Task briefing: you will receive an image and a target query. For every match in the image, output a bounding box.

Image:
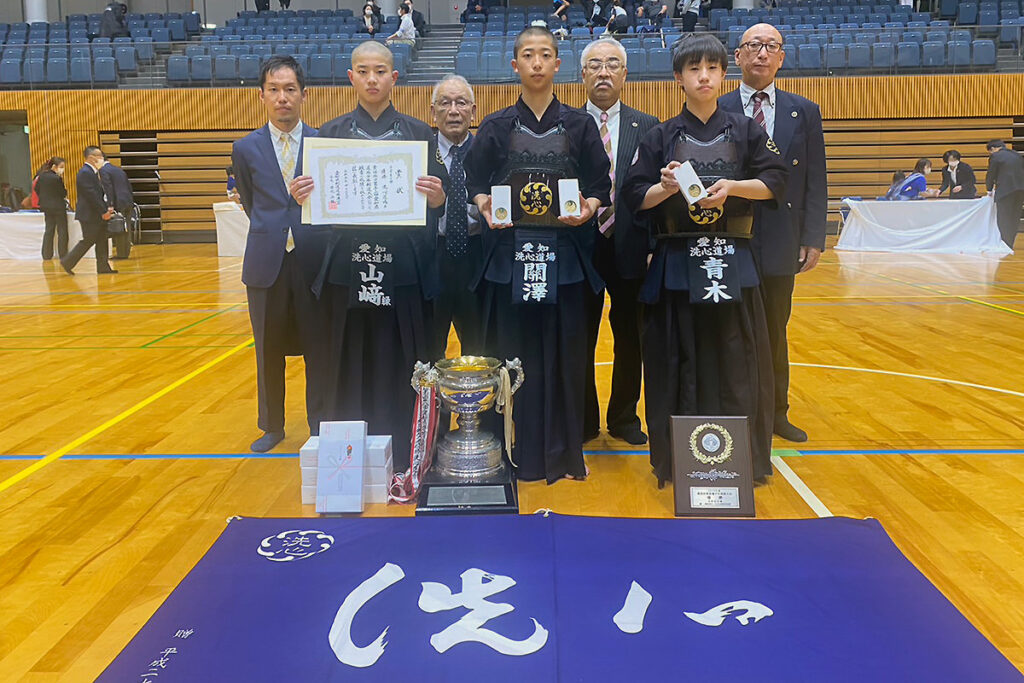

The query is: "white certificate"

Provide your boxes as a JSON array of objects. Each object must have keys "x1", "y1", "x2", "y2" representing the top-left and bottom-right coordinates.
[{"x1": 302, "y1": 137, "x2": 428, "y2": 226}]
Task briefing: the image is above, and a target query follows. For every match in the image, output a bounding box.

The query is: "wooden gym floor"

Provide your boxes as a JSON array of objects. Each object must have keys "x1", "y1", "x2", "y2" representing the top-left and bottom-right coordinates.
[{"x1": 0, "y1": 239, "x2": 1023, "y2": 680}]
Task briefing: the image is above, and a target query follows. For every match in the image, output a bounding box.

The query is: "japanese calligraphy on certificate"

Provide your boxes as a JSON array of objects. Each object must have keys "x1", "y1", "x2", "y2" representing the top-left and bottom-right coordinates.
[{"x1": 302, "y1": 137, "x2": 428, "y2": 226}]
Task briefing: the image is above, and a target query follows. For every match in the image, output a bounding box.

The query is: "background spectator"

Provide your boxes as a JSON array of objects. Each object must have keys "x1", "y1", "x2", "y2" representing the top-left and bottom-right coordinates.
[
  {"x1": 361, "y1": 4, "x2": 382, "y2": 35},
  {"x1": 388, "y1": 4, "x2": 417, "y2": 45},
  {"x1": 36, "y1": 156, "x2": 69, "y2": 260}
]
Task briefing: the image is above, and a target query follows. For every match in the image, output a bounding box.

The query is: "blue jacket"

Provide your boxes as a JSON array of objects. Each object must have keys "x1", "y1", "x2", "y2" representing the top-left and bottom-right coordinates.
[
  {"x1": 74, "y1": 163, "x2": 109, "y2": 224},
  {"x1": 719, "y1": 87, "x2": 827, "y2": 277},
  {"x1": 232, "y1": 122, "x2": 328, "y2": 289}
]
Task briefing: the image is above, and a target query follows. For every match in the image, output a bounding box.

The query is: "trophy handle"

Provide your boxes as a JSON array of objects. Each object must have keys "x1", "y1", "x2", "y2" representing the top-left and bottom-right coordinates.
[
  {"x1": 504, "y1": 358, "x2": 524, "y2": 396},
  {"x1": 410, "y1": 361, "x2": 439, "y2": 391}
]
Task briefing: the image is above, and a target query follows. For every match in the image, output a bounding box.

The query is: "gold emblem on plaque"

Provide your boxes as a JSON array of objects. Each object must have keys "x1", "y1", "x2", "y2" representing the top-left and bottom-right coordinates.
[
  {"x1": 519, "y1": 182, "x2": 553, "y2": 215},
  {"x1": 495, "y1": 207, "x2": 509, "y2": 221},
  {"x1": 689, "y1": 423, "x2": 734, "y2": 465},
  {"x1": 688, "y1": 184, "x2": 702, "y2": 198},
  {"x1": 564, "y1": 199, "x2": 577, "y2": 213},
  {"x1": 688, "y1": 203, "x2": 723, "y2": 225}
]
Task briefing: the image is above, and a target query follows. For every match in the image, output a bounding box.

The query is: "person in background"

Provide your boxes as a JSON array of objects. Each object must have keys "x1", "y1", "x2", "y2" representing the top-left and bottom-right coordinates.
[
  {"x1": 677, "y1": 0, "x2": 700, "y2": 31},
  {"x1": 938, "y1": 149, "x2": 976, "y2": 199},
  {"x1": 62, "y1": 145, "x2": 117, "y2": 276},
  {"x1": 99, "y1": 1, "x2": 128, "y2": 39},
  {"x1": 636, "y1": 0, "x2": 668, "y2": 32},
  {"x1": 985, "y1": 139, "x2": 1024, "y2": 249},
  {"x1": 606, "y1": 0, "x2": 630, "y2": 36},
  {"x1": 99, "y1": 153, "x2": 134, "y2": 218},
  {"x1": 387, "y1": 4, "x2": 417, "y2": 45},
  {"x1": 461, "y1": 2, "x2": 487, "y2": 22},
  {"x1": 406, "y1": 0, "x2": 428, "y2": 36},
  {"x1": 887, "y1": 158, "x2": 939, "y2": 200},
  {"x1": 37, "y1": 156, "x2": 69, "y2": 260},
  {"x1": 362, "y1": 3, "x2": 382, "y2": 35},
  {"x1": 882, "y1": 171, "x2": 906, "y2": 199},
  {"x1": 226, "y1": 165, "x2": 240, "y2": 202}
]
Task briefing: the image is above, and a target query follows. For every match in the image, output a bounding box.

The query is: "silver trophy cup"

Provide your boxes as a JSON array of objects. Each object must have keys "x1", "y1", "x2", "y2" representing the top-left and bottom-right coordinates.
[{"x1": 431, "y1": 356, "x2": 524, "y2": 481}]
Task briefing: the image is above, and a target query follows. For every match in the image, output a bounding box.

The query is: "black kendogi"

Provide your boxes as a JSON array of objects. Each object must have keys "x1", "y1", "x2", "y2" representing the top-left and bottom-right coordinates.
[
  {"x1": 621, "y1": 106, "x2": 787, "y2": 484},
  {"x1": 464, "y1": 95, "x2": 611, "y2": 483},
  {"x1": 315, "y1": 103, "x2": 448, "y2": 468}
]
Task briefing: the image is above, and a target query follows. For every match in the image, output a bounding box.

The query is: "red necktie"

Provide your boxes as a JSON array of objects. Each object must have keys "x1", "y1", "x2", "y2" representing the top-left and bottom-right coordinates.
[{"x1": 752, "y1": 91, "x2": 768, "y2": 130}]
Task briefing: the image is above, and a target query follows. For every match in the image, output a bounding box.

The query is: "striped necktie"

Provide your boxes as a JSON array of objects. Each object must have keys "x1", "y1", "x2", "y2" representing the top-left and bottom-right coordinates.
[
  {"x1": 598, "y1": 111, "x2": 615, "y2": 237},
  {"x1": 752, "y1": 91, "x2": 768, "y2": 130}
]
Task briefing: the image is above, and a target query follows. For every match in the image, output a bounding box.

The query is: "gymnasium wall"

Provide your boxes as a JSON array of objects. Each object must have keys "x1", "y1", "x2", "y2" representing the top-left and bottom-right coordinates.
[{"x1": 1, "y1": 73, "x2": 1020, "y2": 235}]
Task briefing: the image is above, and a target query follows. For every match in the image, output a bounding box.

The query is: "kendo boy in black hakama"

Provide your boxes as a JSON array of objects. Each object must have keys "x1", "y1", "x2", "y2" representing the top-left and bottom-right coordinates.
[
  {"x1": 463, "y1": 27, "x2": 612, "y2": 483},
  {"x1": 621, "y1": 34, "x2": 787, "y2": 486},
  {"x1": 291, "y1": 42, "x2": 448, "y2": 466}
]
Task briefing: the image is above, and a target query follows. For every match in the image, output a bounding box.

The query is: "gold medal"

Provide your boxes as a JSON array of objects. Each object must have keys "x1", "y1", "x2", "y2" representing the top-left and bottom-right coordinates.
[
  {"x1": 495, "y1": 207, "x2": 508, "y2": 221},
  {"x1": 519, "y1": 182, "x2": 553, "y2": 216},
  {"x1": 564, "y1": 199, "x2": 577, "y2": 214},
  {"x1": 688, "y1": 184, "x2": 702, "y2": 198}
]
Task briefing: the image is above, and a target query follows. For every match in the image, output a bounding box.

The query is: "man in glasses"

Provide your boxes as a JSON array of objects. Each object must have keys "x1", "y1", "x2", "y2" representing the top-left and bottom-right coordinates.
[
  {"x1": 579, "y1": 38, "x2": 659, "y2": 447},
  {"x1": 430, "y1": 74, "x2": 483, "y2": 356},
  {"x1": 720, "y1": 23, "x2": 826, "y2": 444}
]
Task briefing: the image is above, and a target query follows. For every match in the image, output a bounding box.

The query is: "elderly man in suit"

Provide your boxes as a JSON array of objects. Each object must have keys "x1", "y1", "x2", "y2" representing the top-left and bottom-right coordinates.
[
  {"x1": 985, "y1": 139, "x2": 1024, "y2": 250},
  {"x1": 232, "y1": 55, "x2": 330, "y2": 453},
  {"x1": 719, "y1": 23, "x2": 827, "y2": 443},
  {"x1": 99, "y1": 153, "x2": 135, "y2": 216},
  {"x1": 61, "y1": 145, "x2": 116, "y2": 275},
  {"x1": 580, "y1": 38, "x2": 660, "y2": 446}
]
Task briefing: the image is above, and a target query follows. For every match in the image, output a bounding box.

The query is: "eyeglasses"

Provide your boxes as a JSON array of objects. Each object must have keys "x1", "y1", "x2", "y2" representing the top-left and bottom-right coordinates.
[
  {"x1": 585, "y1": 59, "x2": 624, "y2": 73},
  {"x1": 435, "y1": 98, "x2": 472, "y2": 110},
  {"x1": 739, "y1": 41, "x2": 783, "y2": 54}
]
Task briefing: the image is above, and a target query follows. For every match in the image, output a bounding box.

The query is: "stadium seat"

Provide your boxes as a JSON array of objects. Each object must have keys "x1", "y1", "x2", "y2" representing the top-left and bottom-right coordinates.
[
  {"x1": 797, "y1": 42, "x2": 822, "y2": 70},
  {"x1": 70, "y1": 56, "x2": 91, "y2": 82},
  {"x1": 191, "y1": 54, "x2": 211, "y2": 83},
  {"x1": 825, "y1": 43, "x2": 846, "y2": 68},
  {"x1": 94, "y1": 56, "x2": 116, "y2": 83},
  {"x1": 46, "y1": 56, "x2": 68, "y2": 82},
  {"x1": 972, "y1": 37, "x2": 997, "y2": 65},
  {"x1": 114, "y1": 45, "x2": 137, "y2": 73},
  {"x1": 896, "y1": 40, "x2": 921, "y2": 67},
  {"x1": 25, "y1": 57, "x2": 45, "y2": 85},
  {"x1": 847, "y1": 42, "x2": 870, "y2": 68},
  {"x1": 957, "y1": 3, "x2": 979, "y2": 24},
  {"x1": 0, "y1": 58, "x2": 20, "y2": 84},
  {"x1": 167, "y1": 54, "x2": 188, "y2": 83},
  {"x1": 947, "y1": 39, "x2": 971, "y2": 65},
  {"x1": 648, "y1": 47, "x2": 671, "y2": 74},
  {"x1": 213, "y1": 54, "x2": 237, "y2": 83},
  {"x1": 482, "y1": 50, "x2": 503, "y2": 80},
  {"x1": 625, "y1": 48, "x2": 646, "y2": 75},
  {"x1": 308, "y1": 52, "x2": 332, "y2": 82},
  {"x1": 999, "y1": 17, "x2": 1022, "y2": 45}
]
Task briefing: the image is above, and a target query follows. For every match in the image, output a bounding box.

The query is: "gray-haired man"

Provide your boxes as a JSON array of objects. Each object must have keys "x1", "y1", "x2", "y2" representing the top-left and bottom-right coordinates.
[{"x1": 580, "y1": 38, "x2": 659, "y2": 446}]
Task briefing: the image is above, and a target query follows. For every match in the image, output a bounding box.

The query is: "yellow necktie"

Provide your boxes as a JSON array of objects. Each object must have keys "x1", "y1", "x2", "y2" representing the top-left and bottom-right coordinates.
[{"x1": 280, "y1": 132, "x2": 295, "y2": 252}]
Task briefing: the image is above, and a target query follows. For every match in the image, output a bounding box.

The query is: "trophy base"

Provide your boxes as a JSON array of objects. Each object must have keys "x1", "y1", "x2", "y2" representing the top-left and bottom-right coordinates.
[{"x1": 415, "y1": 464, "x2": 519, "y2": 516}]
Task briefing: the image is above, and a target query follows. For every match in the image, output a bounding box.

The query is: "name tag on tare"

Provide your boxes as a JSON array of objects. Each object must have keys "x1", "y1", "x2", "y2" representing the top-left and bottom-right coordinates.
[
  {"x1": 491, "y1": 185, "x2": 512, "y2": 225},
  {"x1": 557, "y1": 178, "x2": 581, "y2": 217},
  {"x1": 673, "y1": 161, "x2": 708, "y2": 206}
]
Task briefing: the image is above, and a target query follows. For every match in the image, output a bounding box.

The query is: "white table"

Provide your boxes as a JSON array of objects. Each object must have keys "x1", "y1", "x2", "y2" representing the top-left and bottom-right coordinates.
[
  {"x1": 213, "y1": 201, "x2": 249, "y2": 257},
  {"x1": 0, "y1": 211, "x2": 100, "y2": 260},
  {"x1": 837, "y1": 196, "x2": 1011, "y2": 255}
]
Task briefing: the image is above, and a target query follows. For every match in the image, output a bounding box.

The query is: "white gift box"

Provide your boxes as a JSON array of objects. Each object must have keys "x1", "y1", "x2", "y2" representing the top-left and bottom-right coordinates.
[
  {"x1": 673, "y1": 160, "x2": 709, "y2": 206},
  {"x1": 316, "y1": 421, "x2": 367, "y2": 513},
  {"x1": 300, "y1": 466, "x2": 317, "y2": 486},
  {"x1": 491, "y1": 185, "x2": 512, "y2": 225},
  {"x1": 365, "y1": 456, "x2": 394, "y2": 487},
  {"x1": 299, "y1": 436, "x2": 319, "y2": 468},
  {"x1": 301, "y1": 485, "x2": 316, "y2": 505},
  {"x1": 366, "y1": 435, "x2": 393, "y2": 467},
  {"x1": 364, "y1": 483, "x2": 389, "y2": 504},
  {"x1": 558, "y1": 178, "x2": 581, "y2": 217}
]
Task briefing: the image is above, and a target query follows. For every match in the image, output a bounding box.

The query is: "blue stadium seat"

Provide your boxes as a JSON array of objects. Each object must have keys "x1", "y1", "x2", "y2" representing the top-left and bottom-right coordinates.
[
  {"x1": 151, "y1": 27, "x2": 170, "y2": 49},
  {"x1": 70, "y1": 46, "x2": 90, "y2": 61},
  {"x1": 93, "y1": 46, "x2": 113, "y2": 59},
  {"x1": 626, "y1": 48, "x2": 647, "y2": 75},
  {"x1": 209, "y1": 44, "x2": 229, "y2": 57},
  {"x1": 168, "y1": 18, "x2": 186, "y2": 40},
  {"x1": 25, "y1": 57, "x2": 45, "y2": 84},
  {"x1": 920, "y1": 40, "x2": 944, "y2": 66},
  {"x1": 94, "y1": 56, "x2": 116, "y2": 83},
  {"x1": 213, "y1": 54, "x2": 237, "y2": 83},
  {"x1": 648, "y1": 47, "x2": 671, "y2": 74},
  {"x1": 455, "y1": 50, "x2": 478, "y2": 78},
  {"x1": 825, "y1": 43, "x2": 846, "y2": 68},
  {"x1": 847, "y1": 42, "x2": 870, "y2": 67},
  {"x1": 46, "y1": 56, "x2": 68, "y2": 82},
  {"x1": 972, "y1": 37, "x2": 997, "y2": 65},
  {"x1": 950, "y1": 28, "x2": 972, "y2": 41},
  {"x1": 999, "y1": 17, "x2": 1022, "y2": 45},
  {"x1": 957, "y1": 3, "x2": 979, "y2": 24},
  {"x1": 114, "y1": 45, "x2": 137, "y2": 73},
  {"x1": 69, "y1": 56, "x2": 91, "y2": 82},
  {"x1": 191, "y1": 54, "x2": 211, "y2": 83},
  {"x1": 0, "y1": 58, "x2": 20, "y2": 84},
  {"x1": 902, "y1": 30, "x2": 924, "y2": 42},
  {"x1": 978, "y1": 10, "x2": 999, "y2": 34},
  {"x1": 482, "y1": 50, "x2": 503, "y2": 80},
  {"x1": 797, "y1": 42, "x2": 822, "y2": 70},
  {"x1": 896, "y1": 40, "x2": 920, "y2": 67},
  {"x1": 947, "y1": 39, "x2": 971, "y2": 65}
]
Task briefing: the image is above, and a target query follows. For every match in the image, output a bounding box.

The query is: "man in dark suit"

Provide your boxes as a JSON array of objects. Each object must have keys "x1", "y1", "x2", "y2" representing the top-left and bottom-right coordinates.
[
  {"x1": 431, "y1": 74, "x2": 482, "y2": 357},
  {"x1": 405, "y1": 0, "x2": 428, "y2": 36},
  {"x1": 61, "y1": 146, "x2": 117, "y2": 275},
  {"x1": 232, "y1": 55, "x2": 330, "y2": 453},
  {"x1": 985, "y1": 139, "x2": 1024, "y2": 250},
  {"x1": 720, "y1": 23, "x2": 827, "y2": 443},
  {"x1": 580, "y1": 38, "x2": 660, "y2": 445},
  {"x1": 938, "y1": 149, "x2": 977, "y2": 199},
  {"x1": 99, "y1": 154, "x2": 135, "y2": 215}
]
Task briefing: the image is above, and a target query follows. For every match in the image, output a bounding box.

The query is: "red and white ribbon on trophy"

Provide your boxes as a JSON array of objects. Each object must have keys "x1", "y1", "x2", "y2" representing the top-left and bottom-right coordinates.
[{"x1": 389, "y1": 361, "x2": 440, "y2": 503}]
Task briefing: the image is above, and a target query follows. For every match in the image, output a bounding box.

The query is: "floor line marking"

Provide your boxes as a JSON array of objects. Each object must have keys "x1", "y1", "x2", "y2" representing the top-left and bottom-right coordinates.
[
  {"x1": 790, "y1": 362, "x2": 1024, "y2": 399},
  {"x1": 0, "y1": 338, "x2": 254, "y2": 495},
  {"x1": 771, "y1": 455, "x2": 832, "y2": 518},
  {"x1": 141, "y1": 304, "x2": 240, "y2": 348}
]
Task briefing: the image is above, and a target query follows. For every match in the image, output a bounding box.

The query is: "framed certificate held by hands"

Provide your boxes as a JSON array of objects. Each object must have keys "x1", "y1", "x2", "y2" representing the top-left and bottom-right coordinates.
[{"x1": 302, "y1": 137, "x2": 428, "y2": 226}]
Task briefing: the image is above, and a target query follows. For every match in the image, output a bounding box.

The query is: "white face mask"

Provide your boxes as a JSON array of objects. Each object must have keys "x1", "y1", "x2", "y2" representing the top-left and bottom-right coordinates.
[{"x1": 948, "y1": 159, "x2": 959, "y2": 170}]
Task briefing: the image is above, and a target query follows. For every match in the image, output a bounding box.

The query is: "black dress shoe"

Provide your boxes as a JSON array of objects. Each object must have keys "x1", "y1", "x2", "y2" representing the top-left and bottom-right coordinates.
[
  {"x1": 774, "y1": 420, "x2": 808, "y2": 443},
  {"x1": 251, "y1": 431, "x2": 285, "y2": 453},
  {"x1": 60, "y1": 259, "x2": 74, "y2": 275},
  {"x1": 754, "y1": 475, "x2": 769, "y2": 487},
  {"x1": 609, "y1": 426, "x2": 648, "y2": 445}
]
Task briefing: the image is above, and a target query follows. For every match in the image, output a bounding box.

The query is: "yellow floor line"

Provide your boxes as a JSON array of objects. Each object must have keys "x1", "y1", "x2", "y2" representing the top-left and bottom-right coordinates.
[{"x1": 0, "y1": 338, "x2": 254, "y2": 495}]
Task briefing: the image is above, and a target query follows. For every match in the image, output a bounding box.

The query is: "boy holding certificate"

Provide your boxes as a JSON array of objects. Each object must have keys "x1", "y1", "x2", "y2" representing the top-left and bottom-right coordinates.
[
  {"x1": 620, "y1": 34, "x2": 787, "y2": 487},
  {"x1": 462, "y1": 27, "x2": 611, "y2": 484},
  {"x1": 290, "y1": 41, "x2": 447, "y2": 470}
]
